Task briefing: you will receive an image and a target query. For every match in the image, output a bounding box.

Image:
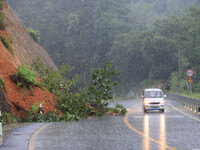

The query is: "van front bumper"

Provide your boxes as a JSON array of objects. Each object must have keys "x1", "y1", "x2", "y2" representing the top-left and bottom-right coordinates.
[{"x1": 143, "y1": 104, "x2": 164, "y2": 110}]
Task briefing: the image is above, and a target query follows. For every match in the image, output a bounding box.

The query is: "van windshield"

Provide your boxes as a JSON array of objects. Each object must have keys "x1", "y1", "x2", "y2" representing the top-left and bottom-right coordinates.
[{"x1": 144, "y1": 91, "x2": 163, "y2": 98}]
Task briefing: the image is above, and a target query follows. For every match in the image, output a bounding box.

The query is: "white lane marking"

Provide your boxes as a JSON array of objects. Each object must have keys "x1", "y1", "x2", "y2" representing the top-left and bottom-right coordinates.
[
  {"x1": 169, "y1": 103, "x2": 200, "y2": 122},
  {"x1": 29, "y1": 122, "x2": 53, "y2": 150}
]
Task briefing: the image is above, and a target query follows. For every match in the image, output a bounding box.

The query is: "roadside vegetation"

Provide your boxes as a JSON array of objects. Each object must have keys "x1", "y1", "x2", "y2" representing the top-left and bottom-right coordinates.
[
  {"x1": 0, "y1": 36, "x2": 13, "y2": 55},
  {"x1": 2, "y1": 113, "x2": 18, "y2": 126},
  {"x1": 0, "y1": 2, "x2": 13, "y2": 55},
  {"x1": 10, "y1": 65, "x2": 39, "y2": 89},
  {"x1": 0, "y1": 1, "x2": 5, "y2": 30},
  {"x1": 0, "y1": 76, "x2": 6, "y2": 93},
  {"x1": 7, "y1": 59, "x2": 127, "y2": 123}
]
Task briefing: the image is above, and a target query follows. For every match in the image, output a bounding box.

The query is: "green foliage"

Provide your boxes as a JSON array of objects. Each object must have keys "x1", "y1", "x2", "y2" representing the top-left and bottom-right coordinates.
[
  {"x1": 27, "y1": 28, "x2": 40, "y2": 43},
  {"x1": 12, "y1": 65, "x2": 39, "y2": 88},
  {"x1": 2, "y1": 113, "x2": 18, "y2": 126},
  {"x1": 0, "y1": 36, "x2": 13, "y2": 55},
  {"x1": 0, "y1": 2, "x2": 3, "y2": 10},
  {"x1": 0, "y1": 76, "x2": 6, "y2": 93},
  {"x1": 32, "y1": 59, "x2": 123, "y2": 118},
  {"x1": 7, "y1": 0, "x2": 200, "y2": 93},
  {"x1": 57, "y1": 62, "x2": 119, "y2": 117},
  {"x1": 31, "y1": 58, "x2": 76, "y2": 96},
  {"x1": 30, "y1": 102, "x2": 45, "y2": 114},
  {"x1": 57, "y1": 89, "x2": 89, "y2": 117},
  {"x1": 24, "y1": 111, "x2": 79, "y2": 122},
  {"x1": 0, "y1": 14, "x2": 5, "y2": 30},
  {"x1": 0, "y1": 2, "x2": 5, "y2": 30},
  {"x1": 111, "y1": 103, "x2": 127, "y2": 115},
  {"x1": 87, "y1": 62, "x2": 118, "y2": 108}
]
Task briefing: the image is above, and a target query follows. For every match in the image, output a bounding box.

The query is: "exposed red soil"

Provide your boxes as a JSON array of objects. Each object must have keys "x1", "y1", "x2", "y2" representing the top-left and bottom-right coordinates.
[{"x1": 0, "y1": 30, "x2": 57, "y2": 117}]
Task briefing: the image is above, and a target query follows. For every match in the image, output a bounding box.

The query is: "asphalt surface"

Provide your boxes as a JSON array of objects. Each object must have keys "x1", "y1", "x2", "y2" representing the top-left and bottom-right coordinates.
[{"x1": 1, "y1": 99, "x2": 200, "y2": 150}]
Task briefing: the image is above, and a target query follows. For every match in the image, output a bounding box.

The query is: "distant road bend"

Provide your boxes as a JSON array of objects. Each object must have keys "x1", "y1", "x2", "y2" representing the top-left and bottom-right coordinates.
[{"x1": 0, "y1": 99, "x2": 200, "y2": 150}]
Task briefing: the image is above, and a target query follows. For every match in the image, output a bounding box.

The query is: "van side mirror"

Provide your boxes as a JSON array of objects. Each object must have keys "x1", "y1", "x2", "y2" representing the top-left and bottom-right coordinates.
[{"x1": 164, "y1": 95, "x2": 167, "y2": 98}]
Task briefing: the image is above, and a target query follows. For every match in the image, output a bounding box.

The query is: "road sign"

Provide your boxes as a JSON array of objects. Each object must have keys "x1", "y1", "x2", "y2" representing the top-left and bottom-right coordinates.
[
  {"x1": 187, "y1": 69, "x2": 193, "y2": 77},
  {"x1": 157, "y1": 85, "x2": 162, "y2": 89},
  {"x1": 188, "y1": 77, "x2": 193, "y2": 83}
]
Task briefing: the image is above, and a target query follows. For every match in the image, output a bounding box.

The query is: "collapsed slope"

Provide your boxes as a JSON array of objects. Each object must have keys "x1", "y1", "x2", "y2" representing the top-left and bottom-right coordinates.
[{"x1": 0, "y1": 0, "x2": 57, "y2": 116}]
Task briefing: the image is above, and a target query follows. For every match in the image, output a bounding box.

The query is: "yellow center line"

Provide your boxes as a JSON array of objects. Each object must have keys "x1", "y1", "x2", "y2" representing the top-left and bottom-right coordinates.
[
  {"x1": 124, "y1": 103, "x2": 176, "y2": 150},
  {"x1": 29, "y1": 122, "x2": 53, "y2": 150}
]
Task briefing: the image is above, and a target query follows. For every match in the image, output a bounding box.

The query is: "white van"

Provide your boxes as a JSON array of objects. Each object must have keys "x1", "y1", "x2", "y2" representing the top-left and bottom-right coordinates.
[{"x1": 142, "y1": 88, "x2": 166, "y2": 113}]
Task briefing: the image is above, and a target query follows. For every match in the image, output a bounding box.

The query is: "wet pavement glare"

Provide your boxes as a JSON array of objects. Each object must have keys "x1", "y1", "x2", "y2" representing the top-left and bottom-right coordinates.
[{"x1": 1, "y1": 99, "x2": 200, "y2": 150}]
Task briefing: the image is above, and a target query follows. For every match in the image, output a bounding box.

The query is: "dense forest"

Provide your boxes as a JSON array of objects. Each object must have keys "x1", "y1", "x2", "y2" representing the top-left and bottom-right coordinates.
[{"x1": 7, "y1": 0, "x2": 200, "y2": 94}]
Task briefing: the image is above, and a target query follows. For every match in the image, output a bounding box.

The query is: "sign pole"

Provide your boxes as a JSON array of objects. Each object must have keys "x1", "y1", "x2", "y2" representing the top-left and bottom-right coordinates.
[{"x1": 187, "y1": 69, "x2": 193, "y2": 97}]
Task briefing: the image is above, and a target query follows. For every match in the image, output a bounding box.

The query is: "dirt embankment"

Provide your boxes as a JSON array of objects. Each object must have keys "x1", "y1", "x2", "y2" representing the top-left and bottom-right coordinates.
[{"x1": 0, "y1": 1, "x2": 58, "y2": 117}]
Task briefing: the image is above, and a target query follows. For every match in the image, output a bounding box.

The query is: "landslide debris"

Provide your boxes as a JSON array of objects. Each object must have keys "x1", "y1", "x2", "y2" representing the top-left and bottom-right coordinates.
[{"x1": 0, "y1": 0, "x2": 57, "y2": 117}]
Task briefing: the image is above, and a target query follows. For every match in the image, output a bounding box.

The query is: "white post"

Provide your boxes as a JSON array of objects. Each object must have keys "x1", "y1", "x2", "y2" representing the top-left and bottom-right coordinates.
[
  {"x1": 0, "y1": 111, "x2": 2, "y2": 136},
  {"x1": 39, "y1": 104, "x2": 43, "y2": 114},
  {"x1": 190, "y1": 82, "x2": 192, "y2": 97}
]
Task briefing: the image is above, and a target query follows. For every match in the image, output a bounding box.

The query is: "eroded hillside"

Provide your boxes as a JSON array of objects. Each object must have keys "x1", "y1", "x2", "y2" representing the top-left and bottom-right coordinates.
[{"x1": 0, "y1": 0, "x2": 57, "y2": 116}]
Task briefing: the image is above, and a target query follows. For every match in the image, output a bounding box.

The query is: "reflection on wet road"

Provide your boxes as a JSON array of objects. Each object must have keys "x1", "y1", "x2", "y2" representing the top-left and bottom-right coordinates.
[
  {"x1": 125, "y1": 99, "x2": 200, "y2": 150},
  {"x1": 159, "y1": 114, "x2": 166, "y2": 150},
  {"x1": 143, "y1": 115, "x2": 149, "y2": 150},
  {"x1": 1, "y1": 99, "x2": 200, "y2": 150},
  {"x1": 143, "y1": 114, "x2": 166, "y2": 150}
]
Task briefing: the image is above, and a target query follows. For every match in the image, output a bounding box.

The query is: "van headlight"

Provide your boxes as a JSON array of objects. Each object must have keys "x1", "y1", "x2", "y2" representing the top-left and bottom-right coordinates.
[
  {"x1": 144, "y1": 100, "x2": 149, "y2": 104},
  {"x1": 160, "y1": 100, "x2": 165, "y2": 104}
]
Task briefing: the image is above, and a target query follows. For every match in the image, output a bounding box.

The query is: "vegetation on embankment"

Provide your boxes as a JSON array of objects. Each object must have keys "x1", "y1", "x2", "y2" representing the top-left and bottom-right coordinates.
[
  {"x1": 3, "y1": 59, "x2": 127, "y2": 123},
  {"x1": 0, "y1": 1, "x2": 13, "y2": 55},
  {"x1": 0, "y1": 77, "x2": 6, "y2": 93}
]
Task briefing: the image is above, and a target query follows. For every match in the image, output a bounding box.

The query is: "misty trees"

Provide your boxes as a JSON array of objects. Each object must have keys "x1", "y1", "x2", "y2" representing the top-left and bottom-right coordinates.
[
  {"x1": 182, "y1": 6, "x2": 200, "y2": 82},
  {"x1": 7, "y1": 0, "x2": 200, "y2": 93}
]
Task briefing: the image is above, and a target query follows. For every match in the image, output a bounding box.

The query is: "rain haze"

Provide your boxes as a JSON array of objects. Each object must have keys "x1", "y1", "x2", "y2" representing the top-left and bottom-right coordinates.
[{"x1": 0, "y1": 0, "x2": 200, "y2": 150}]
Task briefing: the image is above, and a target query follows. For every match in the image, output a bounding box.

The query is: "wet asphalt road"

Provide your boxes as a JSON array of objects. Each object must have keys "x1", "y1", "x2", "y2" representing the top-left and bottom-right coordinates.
[{"x1": 1, "y1": 99, "x2": 200, "y2": 150}]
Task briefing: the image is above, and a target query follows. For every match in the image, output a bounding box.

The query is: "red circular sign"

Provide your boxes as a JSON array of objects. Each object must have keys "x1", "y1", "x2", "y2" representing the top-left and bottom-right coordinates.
[
  {"x1": 157, "y1": 85, "x2": 162, "y2": 89},
  {"x1": 187, "y1": 69, "x2": 193, "y2": 77}
]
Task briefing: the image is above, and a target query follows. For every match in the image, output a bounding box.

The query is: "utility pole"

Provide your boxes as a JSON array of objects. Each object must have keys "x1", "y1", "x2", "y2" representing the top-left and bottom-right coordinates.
[{"x1": 178, "y1": 48, "x2": 181, "y2": 94}]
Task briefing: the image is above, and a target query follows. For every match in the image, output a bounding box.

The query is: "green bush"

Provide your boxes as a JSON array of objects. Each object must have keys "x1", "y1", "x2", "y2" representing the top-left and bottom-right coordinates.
[
  {"x1": 2, "y1": 113, "x2": 18, "y2": 126},
  {"x1": 27, "y1": 28, "x2": 40, "y2": 43},
  {"x1": 0, "y1": 2, "x2": 5, "y2": 30},
  {"x1": 23, "y1": 110, "x2": 79, "y2": 122},
  {"x1": 0, "y1": 36, "x2": 13, "y2": 55},
  {"x1": 0, "y1": 2, "x2": 3, "y2": 10},
  {"x1": 112, "y1": 103, "x2": 127, "y2": 115},
  {"x1": 12, "y1": 65, "x2": 39, "y2": 88},
  {"x1": 30, "y1": 102, "x2": 45, "y2": 114},
  {"x1": 31, "y1": 60, "x2": 126, "y2": 120},
  {"x1": 0, "y1": 76, "x2": 6, "y2": 93},
  {"x1": 0, "y1": 14, "x2": 5, "y2": 30}
]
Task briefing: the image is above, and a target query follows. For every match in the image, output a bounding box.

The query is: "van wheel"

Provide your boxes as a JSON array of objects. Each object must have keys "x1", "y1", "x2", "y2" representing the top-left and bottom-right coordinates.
[
  {"x1": 161, "y1": 109, "x2": 164, "y2": 113},
  {"x1": 144, "y1": 109, "x2": 147, "y2": 113}
]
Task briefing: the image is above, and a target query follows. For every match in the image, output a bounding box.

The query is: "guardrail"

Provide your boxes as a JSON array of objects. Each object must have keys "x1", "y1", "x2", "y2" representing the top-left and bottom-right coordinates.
[{"x1": 167, "y1": 93, "x2": 200, "y2": 112}]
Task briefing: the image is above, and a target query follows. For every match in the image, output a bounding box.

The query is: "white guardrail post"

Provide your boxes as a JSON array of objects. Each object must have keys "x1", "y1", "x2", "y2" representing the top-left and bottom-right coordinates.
[
  {"x1": 0, "y1": 111, "x2": 2, "y2": 136},
  {"x1": 39, "y1": 104, "x2": 43, "y2": 114},
  {"x1": 0, "y1": 111, "x2": 3, "y2": 145}
]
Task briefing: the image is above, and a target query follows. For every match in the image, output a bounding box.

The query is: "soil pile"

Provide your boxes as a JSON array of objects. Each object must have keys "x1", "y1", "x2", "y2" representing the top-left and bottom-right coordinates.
[{"x1": 0, "y1": 1, "x2": 58, "y2": 117}]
